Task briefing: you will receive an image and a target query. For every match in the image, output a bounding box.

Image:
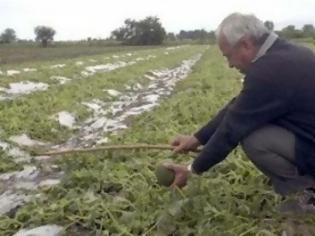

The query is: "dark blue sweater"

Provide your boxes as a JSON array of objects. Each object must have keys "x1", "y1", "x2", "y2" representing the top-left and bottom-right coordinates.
[{"x1": 193, "y1": 38, "x2": 315, "y2": 177}]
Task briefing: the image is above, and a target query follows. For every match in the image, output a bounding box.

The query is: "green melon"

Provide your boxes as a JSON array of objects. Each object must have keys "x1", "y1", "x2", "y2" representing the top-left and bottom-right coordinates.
[{"x1": 155, "y1": 164, "x2": 175, "y2": 187}]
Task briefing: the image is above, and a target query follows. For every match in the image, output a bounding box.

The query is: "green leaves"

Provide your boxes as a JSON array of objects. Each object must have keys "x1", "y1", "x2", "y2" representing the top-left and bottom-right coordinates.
[
  {"x1": 0, "y1": 150, "x2": 23, "y2": 173},
  {"x1": 1, "y1": 45, "x2": 315, "y2": 236}
]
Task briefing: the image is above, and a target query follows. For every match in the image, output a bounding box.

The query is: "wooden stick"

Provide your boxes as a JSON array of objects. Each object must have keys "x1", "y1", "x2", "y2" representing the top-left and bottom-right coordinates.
[{"x1": 39, "y1": 144, "x2": 201, "y2": 156}]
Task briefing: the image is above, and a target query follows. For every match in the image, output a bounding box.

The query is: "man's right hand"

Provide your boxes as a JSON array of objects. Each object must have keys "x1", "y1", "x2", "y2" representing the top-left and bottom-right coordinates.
[
  {"x1": 170, "y1": 135, "x2": 200, "y2": 154},
  {"x1": 163, "y1": 163, "x2": 190, "y2": 188}
]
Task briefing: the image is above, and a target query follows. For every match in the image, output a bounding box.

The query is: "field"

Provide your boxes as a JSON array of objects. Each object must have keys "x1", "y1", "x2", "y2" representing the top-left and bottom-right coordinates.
[
  {"x1": 0, "y1": 44, "x2": 164, "y2": 65},
  {"x1": 0, "y1": 44, "x2": 315, "y2": 236}
]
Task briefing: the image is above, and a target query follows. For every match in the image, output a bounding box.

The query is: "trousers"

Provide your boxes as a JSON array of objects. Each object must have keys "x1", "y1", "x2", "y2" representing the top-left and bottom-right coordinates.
[{"x1": 241, "y1": 125, "x2": 315, "y2": 195}]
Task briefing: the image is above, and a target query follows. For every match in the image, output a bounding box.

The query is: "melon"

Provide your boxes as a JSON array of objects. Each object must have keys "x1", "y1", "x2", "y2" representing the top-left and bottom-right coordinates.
[{"x1": 155, "y1": 164, "x2": 175, "y2": 187}]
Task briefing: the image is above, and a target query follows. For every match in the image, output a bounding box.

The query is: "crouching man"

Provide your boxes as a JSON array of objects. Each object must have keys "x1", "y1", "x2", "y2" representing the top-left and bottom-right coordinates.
[{"x1": 167, "y1": 13, "x2": 315, "y2": 213}]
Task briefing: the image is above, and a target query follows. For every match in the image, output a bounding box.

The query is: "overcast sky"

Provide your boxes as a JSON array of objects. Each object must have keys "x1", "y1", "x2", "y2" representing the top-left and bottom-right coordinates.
[{"x1": 1, "y1": 0, "x2": 315, "y2": 41}]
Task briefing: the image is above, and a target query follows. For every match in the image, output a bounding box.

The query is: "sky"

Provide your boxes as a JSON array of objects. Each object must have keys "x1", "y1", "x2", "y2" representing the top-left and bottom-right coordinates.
[{"x1": 1, "y1": 0, "x2": 315, "y2": 41}]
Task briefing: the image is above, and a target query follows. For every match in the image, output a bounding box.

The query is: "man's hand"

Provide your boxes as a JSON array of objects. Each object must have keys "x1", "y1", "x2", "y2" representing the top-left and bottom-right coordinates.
[
  {"x1": 170, "y1": 135, "x2": 200, "y2": 154},
  {"x1": 163, "y1": 163, "x2": 190, "y2": 188}
]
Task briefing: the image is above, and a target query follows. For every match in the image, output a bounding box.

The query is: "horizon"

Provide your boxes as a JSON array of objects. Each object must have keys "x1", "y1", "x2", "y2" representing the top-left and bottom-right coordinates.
[{"x1": 1, "y1": 0, "x2": 315, "y2": 41}]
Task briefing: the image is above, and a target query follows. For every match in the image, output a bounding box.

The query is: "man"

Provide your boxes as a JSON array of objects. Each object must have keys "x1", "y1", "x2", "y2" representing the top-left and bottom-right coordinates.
[{"x1": 166, "y1": 13, "x2": 315, "y2": 212}]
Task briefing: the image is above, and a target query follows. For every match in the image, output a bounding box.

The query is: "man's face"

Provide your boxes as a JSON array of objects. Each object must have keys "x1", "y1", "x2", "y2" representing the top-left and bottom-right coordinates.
[{"x1": 218, "y1": 33, "x2": 256, "y2": 74}]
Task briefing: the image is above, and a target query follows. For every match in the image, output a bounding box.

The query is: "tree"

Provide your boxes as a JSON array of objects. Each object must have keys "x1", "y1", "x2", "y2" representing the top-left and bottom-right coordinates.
[
  {"x1": 111, "y1": 26, "x2": 129, "y2": 41},
  {"x1": 0, "y1": 28, "x2": 16, "y2": 43},
  {"x1": 166, "y1": 32, "x2": 176, "y2": 41},
  {"x1": 280, "y1": 25, "x2": 303, "y2": 39},
  {"x1": 34, "y1": 26, "x2": 56, "y2": 47},
  {"x1": 111, "y1": 16, "x2": 166, "y2": 45},
  {"x1": 302, "y1": 24, "x2": 315, "y2": 38},
  {"x1": 208, "y1": 31, "x2": 216, "y2": 42},
  {"x1": 264, "y1": 21, "x2": 274, "y2": 31},
  {"x1": 136, "y1": 17, "x2": 166, "y2": 45},
  {"x1": 176, "y1": 29, "x2": 214, "y2": 43}
]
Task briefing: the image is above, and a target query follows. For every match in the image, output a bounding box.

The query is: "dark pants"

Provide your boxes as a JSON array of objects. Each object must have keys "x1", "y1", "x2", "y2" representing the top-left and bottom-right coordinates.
[{"x1": 241, "y1": 125, "x2": 315, "y2": 196}]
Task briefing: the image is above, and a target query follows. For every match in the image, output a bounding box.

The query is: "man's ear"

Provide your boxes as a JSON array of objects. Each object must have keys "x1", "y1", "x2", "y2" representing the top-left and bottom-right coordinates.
[{"x1": 240, "y1": 37, "x2": 254, "y2": 50}]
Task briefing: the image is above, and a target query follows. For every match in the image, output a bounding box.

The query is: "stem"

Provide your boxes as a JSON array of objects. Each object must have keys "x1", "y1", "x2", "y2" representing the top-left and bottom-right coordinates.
[{"x1": 38, "y1": 144, "x2": 201, "y2": 156}]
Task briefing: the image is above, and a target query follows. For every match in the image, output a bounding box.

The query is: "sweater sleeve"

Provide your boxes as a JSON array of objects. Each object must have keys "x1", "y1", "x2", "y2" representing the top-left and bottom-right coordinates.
[
  {"x1": 192, "y1": 72, "x2": 291, "y2": 174},
  {"x1": 194, "y1": 98, "x2": 236, "y2": 145}
]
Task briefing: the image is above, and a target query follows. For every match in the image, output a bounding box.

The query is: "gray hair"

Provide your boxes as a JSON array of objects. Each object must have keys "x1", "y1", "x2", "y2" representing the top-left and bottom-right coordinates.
[{"x1": 216, "y1": 13, "x2": 270, "y2": 46}]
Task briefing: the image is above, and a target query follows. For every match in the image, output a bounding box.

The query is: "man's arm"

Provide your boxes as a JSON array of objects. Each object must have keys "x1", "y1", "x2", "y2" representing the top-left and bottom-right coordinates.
[
  {"x1": 192, "y1": 71, "x2": 292, "y2": 174},
  {"x1": 194, "y1": 98, "x2": 236, "y2": 145}
]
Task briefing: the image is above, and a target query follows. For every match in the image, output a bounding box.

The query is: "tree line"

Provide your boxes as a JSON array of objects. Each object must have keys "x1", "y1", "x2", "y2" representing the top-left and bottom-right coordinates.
[
  {"x1": 0, "y1": 26, "x2": 55, "y2": 47},
  {"x1": 1, "y1": 17, "x2": 315, "y2": 47},
  {"x1": 110, "y1": 17, "x2": 315, "y2": 45}
]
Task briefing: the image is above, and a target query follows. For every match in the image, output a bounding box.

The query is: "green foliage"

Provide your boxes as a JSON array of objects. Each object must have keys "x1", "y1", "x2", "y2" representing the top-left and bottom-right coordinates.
[
  {"x1": 302, "y1": 24, "x2": 315, "y2": 38},
  {"x1": 177, "y1": 30, "x2": 215, "y2": 44},
  {"x1": 279, "y1": 25, "x2": 303, "y2": 39},
  {"x1": 166, "y1": 32, "x2": 177, "y2": 41},
  {"x1": 278, "y1": 24, "x2": 315, "y2": 40},
  {"x1": 34, "y1": 26, "x2": 56, "y2": 47},
  {"x1": 0, "y1": 150, "x2": 23, "y2": 173},
  {"x1": 0, "y1": 28, "x2": 16, "y2": 44},
  {"x1": 0, "y1": 44, "x2": 162, "y2": 65},
  {"x1": 0, "y1": 46, "x2": 205, "y2": 142},
  {"x1": 111, "y1": 16, "x2": 166, "y2": 45},
  {"x1": 1, "y1": 46, "x2": 315, "y2": 235}
]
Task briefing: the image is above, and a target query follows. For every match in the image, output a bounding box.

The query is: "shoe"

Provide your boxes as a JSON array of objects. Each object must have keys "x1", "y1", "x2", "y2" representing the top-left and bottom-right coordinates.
[{"x1": 279, "y1": 189, "x2": 315, "y2": 214}]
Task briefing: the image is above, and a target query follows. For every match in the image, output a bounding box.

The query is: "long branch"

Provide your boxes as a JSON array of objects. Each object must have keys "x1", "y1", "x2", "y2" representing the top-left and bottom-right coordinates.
[{"x1": 39, "y1": 144, "x2": 201, "y2": 156}]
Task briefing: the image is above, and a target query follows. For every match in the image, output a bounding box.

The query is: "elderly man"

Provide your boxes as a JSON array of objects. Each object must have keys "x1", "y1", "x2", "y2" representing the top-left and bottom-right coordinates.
[{"x1": 167, "y1": 13, "x2": 315, "y2": 212}]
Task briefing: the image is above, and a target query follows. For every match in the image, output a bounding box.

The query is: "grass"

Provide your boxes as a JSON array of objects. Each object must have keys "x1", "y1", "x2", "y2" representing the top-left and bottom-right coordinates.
[
  {"x1": 0, "y1": 45, "x2": 206, "y2": 143},
  {"x1": 0, "y1": 45, "x2": 315, "y2": 235},
  {"x1": 0, "y1": 150, "x2": 23, "y2": 174},
  {"x1": 0, "y1": 44, "x2": 165, "y2": 65}
]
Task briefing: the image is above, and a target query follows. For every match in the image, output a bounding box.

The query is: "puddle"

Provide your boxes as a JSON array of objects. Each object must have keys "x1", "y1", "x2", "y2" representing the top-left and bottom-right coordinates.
[
  {"x1": 53, "y1": 53, "x2": 202, "y2": 148},
  {"x1": 55, "y1": 111, "x2": 76, "y2": 128},
  {"x1": 81, "y1": 61, "x2": 135, "y2": 77},
  {"x1": 23, "y1": 68, "x2": 37, "y2": 72},
  {"x1": 133, "y1": 83, "x2": 143, "y2": 90},
  {"x1": 0, "y1": 54, "x2": 156, "y2": 100},
  {"x1": 105, "y1": 89, "x2": 121, "y2": 97},
  {"x1": 50, "y1": 64, "x2": 66, "y2": 69},
  {"x1": 166, "y1": 46, "x2": 184, "y2": 50},
  {"x1": 0, "y1": 52, "x2": 203, "y2": 220},
  {"x1": 38, "y1": 179, "x2": 61, "y2": 188},
  {"x1": 0, "y1": 141, "x2": 9, "y2": 150},
  {"x1": 0, "y1": 81, "x2": 49, "y2": 99},
  {"x1": 0, "y1": 166, "x2": 39, "y2": 181},
  {"x1": 75, "y1": 61, "x2": 84, "y2": 65},
  {"x1": 14, "y1": 225, "x2": 63, "y2": 236},
  {"x1": 34, "y1": 155, "x2": 53, "y2": 161},
  {"x1": 9, "y1": 134, "x2": 47, "y2": 147},
  {"x1": 80, "y1": 55, "x2": 155, "y2": 77},
  {"x1": 50, "y1": 76, "x2": 72, "y2": 85},
  {"x1": 82, "y1": 99, "x2": 106, "y2": 115},
  {"x1": 143, "y1": 94, "x2": 159, "y2": 103},
  {"x1": 96, "y1": 137, "x2": 109, "y2": 144},
  {"x1": 8, "y1": 148, "x2": 32, "y2": 163},
  {"x1": 0, "y1": 140, "x2": 31, "y2": 163},
  {"x1": 144, "y1": 74, "x2": 156, "y2": 80},
  {"x1": 0, "y1": 191, "x2": 30, "y2": 215},
  {"x1": 0, "y1": 166, "x2": 63, "y2": 188},
  {"x1": 0, "y1": 164, "x2": 64, "y2": 214},
  {"x1": 7, "y1": 70, "x2": 21, "y2": 76},
  {"x1": 14, "y1": 181, "x2": 38, "y2": 190}
]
